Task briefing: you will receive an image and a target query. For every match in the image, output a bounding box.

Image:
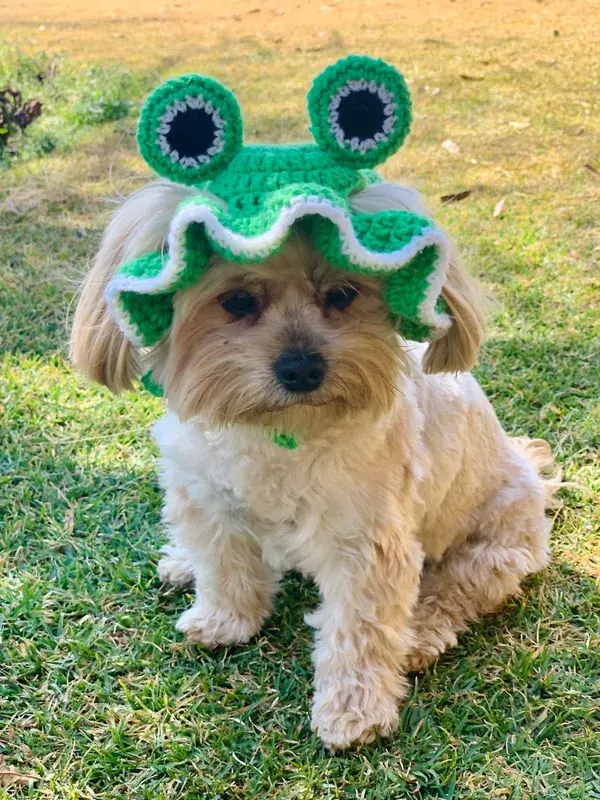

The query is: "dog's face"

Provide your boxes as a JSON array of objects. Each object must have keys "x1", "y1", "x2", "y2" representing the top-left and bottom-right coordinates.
[{"x1": 161, "y1": 234, "x2": 402, "y2": 431}]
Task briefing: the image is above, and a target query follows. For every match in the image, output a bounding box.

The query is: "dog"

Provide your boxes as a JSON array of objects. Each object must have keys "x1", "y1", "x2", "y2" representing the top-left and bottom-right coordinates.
[{"x1": 70, "y1": 175, "x2": 558, "y2": 751}]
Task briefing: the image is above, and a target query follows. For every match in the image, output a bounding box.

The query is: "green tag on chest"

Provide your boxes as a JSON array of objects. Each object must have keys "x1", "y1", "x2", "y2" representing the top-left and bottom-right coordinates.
[{"x1": 270, "y1": 432, "x2": 299, "y2": 450}]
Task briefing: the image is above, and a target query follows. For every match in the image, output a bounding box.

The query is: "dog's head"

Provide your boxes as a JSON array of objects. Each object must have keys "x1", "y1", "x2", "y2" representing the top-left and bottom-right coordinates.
[
  {"x1": 70, "y1": 181, "x2": 484, "y2": 434},
  {"x1": 160, "y1": 234, "x2": 400, "y2": 430}
]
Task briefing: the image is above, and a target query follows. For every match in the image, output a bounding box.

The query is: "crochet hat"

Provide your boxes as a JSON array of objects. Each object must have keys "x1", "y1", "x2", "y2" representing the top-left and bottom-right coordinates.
[{"x1": 106, "y1": 55, "x2": 451, "y2": 354}]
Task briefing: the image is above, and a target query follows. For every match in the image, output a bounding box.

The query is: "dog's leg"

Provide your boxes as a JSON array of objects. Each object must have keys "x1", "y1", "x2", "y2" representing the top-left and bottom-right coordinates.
[
  {"x1": 176, "y1": 536, "x2": 276, "y2": 648},
  {"x1": 406, "y1": 478, "x2": 551, "y2": 672},
  {"x1": 157, "y1": 543, "x2": 196, "y2": 587},
  {"x1": 308, "y1": 529, "x2": 423, "y2": 750},
  {"x1": 163, "y1": 487, "x2": 277, "y2": 648}
]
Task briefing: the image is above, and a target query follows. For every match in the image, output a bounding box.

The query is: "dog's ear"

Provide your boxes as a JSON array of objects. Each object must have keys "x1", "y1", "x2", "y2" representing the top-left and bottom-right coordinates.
[
  {"x1": 69, "y1": 180, "x2": 193, "y2": 392},
  {"x1": 423, "y1": 248, "x2": 485, "y2": 374},
  {"x1": 349, "y1": 182, "x2": 485, "y2": 373}
]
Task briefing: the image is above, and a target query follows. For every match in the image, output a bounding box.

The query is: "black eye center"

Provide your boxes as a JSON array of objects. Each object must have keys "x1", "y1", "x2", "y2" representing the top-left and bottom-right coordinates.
[
  {"x1": 337, "y1": 89, "x2": 386, "y2": 141},
  {"x1": 324, "y1": 286, "x2": 358, "y2": 311},
  {"x1": 220, "y1": 289, "x2": 259, "y2": 318},
  {"x1": 165, "y1": 106, "x2": 217, "y2": 160}
]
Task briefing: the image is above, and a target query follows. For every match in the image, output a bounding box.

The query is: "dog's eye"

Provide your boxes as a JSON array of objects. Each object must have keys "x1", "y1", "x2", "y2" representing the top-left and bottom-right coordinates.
[
  {"x1": 324, "y1": 286, "x2": 358, "y2": 311},
  {"x1": 220, "y1": 289, "x2": 259, "y2": 318}
]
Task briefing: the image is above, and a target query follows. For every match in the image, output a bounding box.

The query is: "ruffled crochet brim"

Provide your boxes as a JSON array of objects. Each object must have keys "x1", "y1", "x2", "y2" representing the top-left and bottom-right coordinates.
[{"x1": 106, "y1": 184, "x2": 452, "y2": 348}]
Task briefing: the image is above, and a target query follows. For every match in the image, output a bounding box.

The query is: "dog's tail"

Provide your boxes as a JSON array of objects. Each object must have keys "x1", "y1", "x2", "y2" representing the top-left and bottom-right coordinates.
[{"x1": 512, "y1": 437, "x2": 563, "y2": 509}]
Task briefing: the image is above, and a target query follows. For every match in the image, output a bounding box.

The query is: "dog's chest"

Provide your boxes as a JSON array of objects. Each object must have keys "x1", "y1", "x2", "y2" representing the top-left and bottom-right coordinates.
[
  {"x1": 205, "y1": 438, "x2": 319, "y2": 524},
  {"x1": 154, "y1": 414, "x2": 366, "y2": 571}
]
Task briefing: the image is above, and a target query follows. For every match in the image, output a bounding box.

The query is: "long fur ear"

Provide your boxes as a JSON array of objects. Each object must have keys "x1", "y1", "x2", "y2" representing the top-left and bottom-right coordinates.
[
  {"x1": 350, "y1": 182, "x2": 485, "y2": 373},
  {"x1": 69, "y1": 180, "x2": 194, "y2": 392},
  {"x1": 422, "y1": 245, "x2": 485, "y2": 374}
]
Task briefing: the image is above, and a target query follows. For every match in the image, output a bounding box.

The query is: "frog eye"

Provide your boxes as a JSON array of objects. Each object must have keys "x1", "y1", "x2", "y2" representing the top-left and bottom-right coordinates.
[
  {"x1": 137, "y1": 74, "x2": 243, "y2": 185},
  {"x1": 307, "y1": 55, "x2": 412, "y2": 168}
]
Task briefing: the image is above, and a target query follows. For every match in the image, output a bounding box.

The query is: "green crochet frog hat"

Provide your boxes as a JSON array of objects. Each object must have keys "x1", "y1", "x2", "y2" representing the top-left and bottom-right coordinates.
[{"x1": 106, "y1": 55, "x2": 452, "y2": 353}]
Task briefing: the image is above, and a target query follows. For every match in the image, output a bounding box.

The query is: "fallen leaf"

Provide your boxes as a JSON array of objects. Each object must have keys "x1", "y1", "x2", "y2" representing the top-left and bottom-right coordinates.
[
  {"x1": 493, "y1": 197, "x2": 506, "y2": 217},
  {"x1": 441, "y1": 190, "x2": 472, "y2": 204},
  {"x1": 0, "y1": 769, "x2": 39, "y2": 787},
  {"x1": 460, "y1": 74, "x2": 484, "y2": 81},
  {"x1": 442, "y1": 139, "x2": 460, "y2": 155},
  {"x1": 584, "y1": 162, "x2": 599, "y2": 176}
]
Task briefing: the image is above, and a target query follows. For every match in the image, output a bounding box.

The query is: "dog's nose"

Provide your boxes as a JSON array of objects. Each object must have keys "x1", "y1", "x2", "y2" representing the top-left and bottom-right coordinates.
[{"x1": 273, "y1": 349, "x2": 326, "y2": 393}]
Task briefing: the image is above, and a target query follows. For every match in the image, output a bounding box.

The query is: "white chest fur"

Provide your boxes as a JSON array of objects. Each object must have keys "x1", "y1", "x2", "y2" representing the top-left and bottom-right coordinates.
[{"x1": 153, "y1": 411, "x2": 395, "y2": 573}]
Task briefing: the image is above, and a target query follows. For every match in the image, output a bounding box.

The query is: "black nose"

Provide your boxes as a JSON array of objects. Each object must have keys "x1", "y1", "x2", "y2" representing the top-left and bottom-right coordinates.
[{"x1": 273, "y1": 349, "x2": 326, "y2": 393}]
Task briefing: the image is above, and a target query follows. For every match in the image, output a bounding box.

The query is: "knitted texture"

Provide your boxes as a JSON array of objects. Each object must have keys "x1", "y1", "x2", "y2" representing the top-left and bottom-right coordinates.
[
  {"x1": 138, "y1": 74, "x2": 243, "y2": 186},
  {"x1": 307, "y1": 55, "x2": 412, "y2": 169},
  {"x1": 106, "y1": 55, "x2": 452, "y2": 351},
  {"x1": 207, "y1": 144, "x2": 364, "y2": 203}
]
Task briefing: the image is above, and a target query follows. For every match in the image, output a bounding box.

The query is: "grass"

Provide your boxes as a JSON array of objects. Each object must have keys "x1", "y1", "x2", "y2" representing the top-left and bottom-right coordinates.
[
  {"x1": 0, "y1": 0, "x2": 599, "y2": 797},
  {"x1": 0, "y1": 47, "x2": 151, "y2": 166}
]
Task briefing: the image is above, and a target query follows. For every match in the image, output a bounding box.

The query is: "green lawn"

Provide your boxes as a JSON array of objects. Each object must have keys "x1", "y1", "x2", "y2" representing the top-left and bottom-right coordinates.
[{"x1": 1, "y1": 2, "x2": 599, "y2": 797}]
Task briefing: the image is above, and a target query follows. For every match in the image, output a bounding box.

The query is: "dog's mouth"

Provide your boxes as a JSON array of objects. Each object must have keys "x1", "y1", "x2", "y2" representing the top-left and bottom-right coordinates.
[
  {"x1": 263, "y1": 397, "x2": 335, "y2": 412},
  {"x1": 223, "y1": 386, "x2": 353, "y2": 428},
  {"x1": 262, "y1": 386, "x2": 352, "y2": 413}
]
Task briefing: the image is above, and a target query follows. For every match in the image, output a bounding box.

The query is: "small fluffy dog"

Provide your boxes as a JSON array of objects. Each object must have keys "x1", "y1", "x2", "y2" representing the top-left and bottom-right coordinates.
[
  {"x1": 70, "y1": 178, "x2": 556, "y2": 750},
  {"x1": 71, "y1": 58, "x2": 558, "y2": 750}
]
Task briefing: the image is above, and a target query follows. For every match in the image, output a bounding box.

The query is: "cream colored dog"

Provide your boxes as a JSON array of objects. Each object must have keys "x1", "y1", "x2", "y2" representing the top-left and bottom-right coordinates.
[{"x1": 71, "y1": 179, "x2": 557, "y2": 750}]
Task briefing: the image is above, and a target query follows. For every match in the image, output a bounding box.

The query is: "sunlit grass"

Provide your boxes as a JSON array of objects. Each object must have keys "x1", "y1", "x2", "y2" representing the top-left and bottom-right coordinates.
[{"x1": 0, "y1": 1, "x2": 598, "y2": 797}]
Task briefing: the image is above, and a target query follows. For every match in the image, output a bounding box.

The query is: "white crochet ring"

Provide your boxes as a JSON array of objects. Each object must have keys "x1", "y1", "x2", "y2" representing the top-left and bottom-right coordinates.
[
  {"x1": 328, "y1": 79, "x2": 398, "y2": 155},
  {"x1": 156, "y1": 95, "x2": 226, "y2": 168}
]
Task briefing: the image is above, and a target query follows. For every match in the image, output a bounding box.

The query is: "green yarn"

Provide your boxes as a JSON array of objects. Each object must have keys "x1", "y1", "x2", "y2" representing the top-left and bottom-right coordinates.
[
  {"x1": 113, "y1": 226, "x2": 212, "y2": 347},
  {"x1": 308, "y1": 209, "x2": 432, "y2": 273},
  {"x1": 140, "y1": 370, "x2": 164, "y2": 397},
  {"x1": 207, "y1": 144, "x2": 363, "y2": 203},
  {"x1": 382, "y1": 246, "x2": 438, "y2": 328},
  {"x1": 307, "y1": 55, "x2": 412, "y2": 169},
  {"x1": 137, "y1": 73, "x2": 243, "y2": 186},
  {"x1": 270, "y1": 432, "x2": 299, "y2": 450},
  {"x1": 106, "y1": 54, "x2": 453, "y2": 387},
  {"x1": 120, "y1": 291, "x2": 173, "y2": 347},
  {"x1": 117, "y1": 252, "x2": 173, "y2": 346}
]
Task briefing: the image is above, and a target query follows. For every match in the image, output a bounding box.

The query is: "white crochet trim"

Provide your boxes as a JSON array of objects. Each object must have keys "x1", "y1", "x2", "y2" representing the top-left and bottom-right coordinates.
[
  {"x1": 106, "y1": 195, "x2": 452, "y2": 346},
  {"x1": 156, "y1": 95, "x2": 225, "y2": 168},
  {"x1": 328, "y1": 79, "x2": 397, "y2": 154}
]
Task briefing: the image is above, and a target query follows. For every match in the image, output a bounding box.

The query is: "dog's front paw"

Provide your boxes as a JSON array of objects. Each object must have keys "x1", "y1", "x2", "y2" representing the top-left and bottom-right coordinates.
[
  {"x1": 311, "y1": 683, "x2": 401, "y2": 751},
  {"x1": 404, "y1": 646, "x2": 440, "y2": 673},
  {"x1": 176, "y1": 602, "x2": 263, "y2": 648}
]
